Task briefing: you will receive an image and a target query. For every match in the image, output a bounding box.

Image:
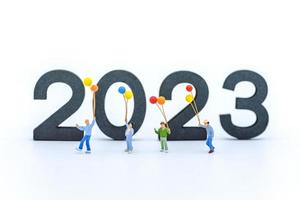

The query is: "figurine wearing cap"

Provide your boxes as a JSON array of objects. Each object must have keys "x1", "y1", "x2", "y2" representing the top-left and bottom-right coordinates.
[{"x1": 200, "y1": 120, "x2": 215, "y2": 153}]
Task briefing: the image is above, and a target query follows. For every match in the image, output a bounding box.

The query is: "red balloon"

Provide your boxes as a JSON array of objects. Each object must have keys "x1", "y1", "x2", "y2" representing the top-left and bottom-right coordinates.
[
  {"x1": 186, "y1": 85, "x2": 193, "y2": 92},
  {"x1": 149, "y1": 96, "x2": 157, "y2": 104}
]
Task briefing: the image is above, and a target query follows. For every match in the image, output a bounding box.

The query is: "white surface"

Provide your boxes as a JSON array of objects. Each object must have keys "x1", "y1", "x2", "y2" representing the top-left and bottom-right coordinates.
[
  {"x1": 1, "y1": 138, "x2": 299, "y2": 200},
  {"x1": 0, "y1": 0, "x2": 300, "y2": 199}
]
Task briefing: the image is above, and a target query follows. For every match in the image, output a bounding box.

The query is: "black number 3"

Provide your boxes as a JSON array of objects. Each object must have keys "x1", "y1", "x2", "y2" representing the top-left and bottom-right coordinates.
[{"x1": 220, "y1": 70, "x2": 269, "y2": 139}]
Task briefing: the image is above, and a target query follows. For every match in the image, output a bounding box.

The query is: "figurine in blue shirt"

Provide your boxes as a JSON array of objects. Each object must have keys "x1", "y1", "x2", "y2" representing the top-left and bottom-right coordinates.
[
  {"x1": 124, "y1": 120, "x2": 134, "y2": 154},
  {"x1": 199, "y1": 119, "x2": 215, "y2": 153},
  {"x1": 76, "y1": 118, "x2": 96, "y2": 153}
]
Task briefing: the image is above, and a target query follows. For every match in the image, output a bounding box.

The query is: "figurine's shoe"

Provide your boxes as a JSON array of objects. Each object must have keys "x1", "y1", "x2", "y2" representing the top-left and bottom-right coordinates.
[
  {"x1": 160, "y1": 149, "x2": 164, "y2": 152},
  {"x1": 208, "y1": 149, "x2": 214, "y2": 154},
  {"x1": 124, "y1": 149, "x2": 129, "y2": 152},
  {"x1": 85, "y1": 150, "x2": 91, "y2": 154},
  {"x1": 128, "y1": 150, "x2": 132, "y2": 154},
  {"x1": 164, "y1": 150, "x2": 168, "y2": 153},
  {"x1": 75, "y1": 148, "x2": 82, "y2": 152}
]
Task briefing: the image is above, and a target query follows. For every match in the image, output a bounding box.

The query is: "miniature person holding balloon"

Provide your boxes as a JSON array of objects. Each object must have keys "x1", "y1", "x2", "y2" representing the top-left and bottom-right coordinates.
[
  {"x1": 149, "y1": 95, "x2": 171, "y2": 152},
  {"x1": 118, "y1": 86, "x2": 134, "y2": 154},
  {"x1": 184, "y1": 84, "x2": 215, "y2": 153},
  {"x1": 124, "y1": 120, "x2": 134, "y2": 154},
  {"x1": 75, "y1": 77, "x2": 99, "y2": 153},
  {"x1": 154, "y1": 122, "x2": 171, "y2": 153},
  {"x1": 76, "y1": 118, "x2": 96, "y2": 153},
  {"x1": 199, "y1": 119, "x2": 215, "y2": 153}
]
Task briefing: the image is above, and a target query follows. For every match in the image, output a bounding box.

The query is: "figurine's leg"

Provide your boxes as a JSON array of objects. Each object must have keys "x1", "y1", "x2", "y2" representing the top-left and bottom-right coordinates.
[
  {"x1": 86, "y1": 136, "x2": 91, "y2": 151},
  {"x1": 164, "y1": 140, "x2": 168, "y2": 151},
  {"x1": 78, "y1": 136, "x2": 87, "y2": 150},
  {"x1": 129, "y1": 137, "x2": 133, "y2": 151},
  {"x1": 126, "y1": 137, "x2": 130, "y2": 151},
  {"x1": 160, "y1": 138, "x2": 164, "y2": 151}
]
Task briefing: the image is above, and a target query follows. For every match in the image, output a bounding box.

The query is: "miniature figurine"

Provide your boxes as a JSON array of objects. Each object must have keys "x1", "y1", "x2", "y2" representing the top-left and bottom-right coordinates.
[
  {"x1": 154, "y1": 122, "x2": 171, "y2": 153},
  {"x1": 199, "y1": 120, "x2": 215, "y2": 153}
]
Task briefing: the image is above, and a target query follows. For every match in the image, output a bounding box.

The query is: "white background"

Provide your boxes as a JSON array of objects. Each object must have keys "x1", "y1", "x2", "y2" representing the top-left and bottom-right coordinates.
[{"x1": 0, "y1": 0, "x2": 299, "y2": 199}]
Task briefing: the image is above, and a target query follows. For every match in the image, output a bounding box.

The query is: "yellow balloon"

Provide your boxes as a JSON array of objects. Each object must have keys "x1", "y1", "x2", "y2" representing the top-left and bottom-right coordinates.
[
  {"x1": 124, "y1": 90, "x2": 133, "y2": 100},
  {"x1": 83, "y1": 77, "x2": 93, "y2": 86},
  {"x1": 185, "y1": 94, "x2": 194, "y2": 103}
]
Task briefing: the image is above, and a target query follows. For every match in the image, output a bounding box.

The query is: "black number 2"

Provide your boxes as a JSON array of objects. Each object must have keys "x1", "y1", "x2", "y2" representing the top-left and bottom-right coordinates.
[
  {"x1": 159, "y1": 71, "x2": 209, "y2": 140},
  {"x1": 220, "y1": 70, "x2": 269, "y2": 139},
  {"x1": 34, "y1": 70, "x2": 85, "y2": 141}
]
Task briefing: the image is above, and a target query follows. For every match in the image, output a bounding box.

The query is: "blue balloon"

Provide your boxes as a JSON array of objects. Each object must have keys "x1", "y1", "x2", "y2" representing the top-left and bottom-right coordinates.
[{"x1": 118, "y1": 86, "x2": 126, "y2": 94}]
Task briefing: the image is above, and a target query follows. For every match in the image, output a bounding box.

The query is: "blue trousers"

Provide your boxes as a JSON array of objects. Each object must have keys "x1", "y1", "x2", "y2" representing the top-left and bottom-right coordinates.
[
  {"x1": 206, "y1": 137, "x2": 215, "y2": 150},
  {"x1": 126, "y1": 135, "x2": 133, "y2": 151},
  {"x1": 79, "y1": 135, "x2": 91, "y2": 151}
]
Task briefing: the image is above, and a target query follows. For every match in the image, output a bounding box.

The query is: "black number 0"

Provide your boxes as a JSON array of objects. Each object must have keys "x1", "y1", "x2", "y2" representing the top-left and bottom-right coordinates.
[{"x1": 95, "y1": 70, "x2": 147, "y2": 140}]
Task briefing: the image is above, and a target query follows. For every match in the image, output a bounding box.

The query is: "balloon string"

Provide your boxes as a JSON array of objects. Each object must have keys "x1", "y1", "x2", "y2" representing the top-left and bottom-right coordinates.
[
  {"x1": 123, "y1": 95, "x2": 128, "y2": 122},
  {"x1": 190, "y1": 91, "x2": 199, "y2": 113},
  {"x1": 93, "y1": 92, "x2": 96, "y2": 118},
  {"x1": 190, "y1": 102, "x2": 200, "y2": 125},
  {"x1": 190, "y1": 101, "x2": 197, "y2": 115},
  {"x1": 156, "y1": 103, "x2": 165, "y2": 118},
  {"x1": 161, "y1": 105, "x2": 169, "y2": 128},
  {"x1": 156, "y1": 104, "x2": 169, "y2": 127},
  {"x1": 190, "y1": 91, "x2": 201, "y2": 125}
]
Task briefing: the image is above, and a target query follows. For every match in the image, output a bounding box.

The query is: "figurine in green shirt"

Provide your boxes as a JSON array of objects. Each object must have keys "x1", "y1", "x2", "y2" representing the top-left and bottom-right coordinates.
[{"x1": 154, "y1": 122, "x2": 171, "y2": 153}]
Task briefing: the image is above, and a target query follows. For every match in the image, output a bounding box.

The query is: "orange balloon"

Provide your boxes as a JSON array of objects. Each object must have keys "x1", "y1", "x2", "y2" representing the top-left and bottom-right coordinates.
[
  {"x1": 90, "y1": 85, "x2": 99, "y2": 92},
  {"x1": 157, "y1": 96, "x2": 166, "y2": 105}
]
